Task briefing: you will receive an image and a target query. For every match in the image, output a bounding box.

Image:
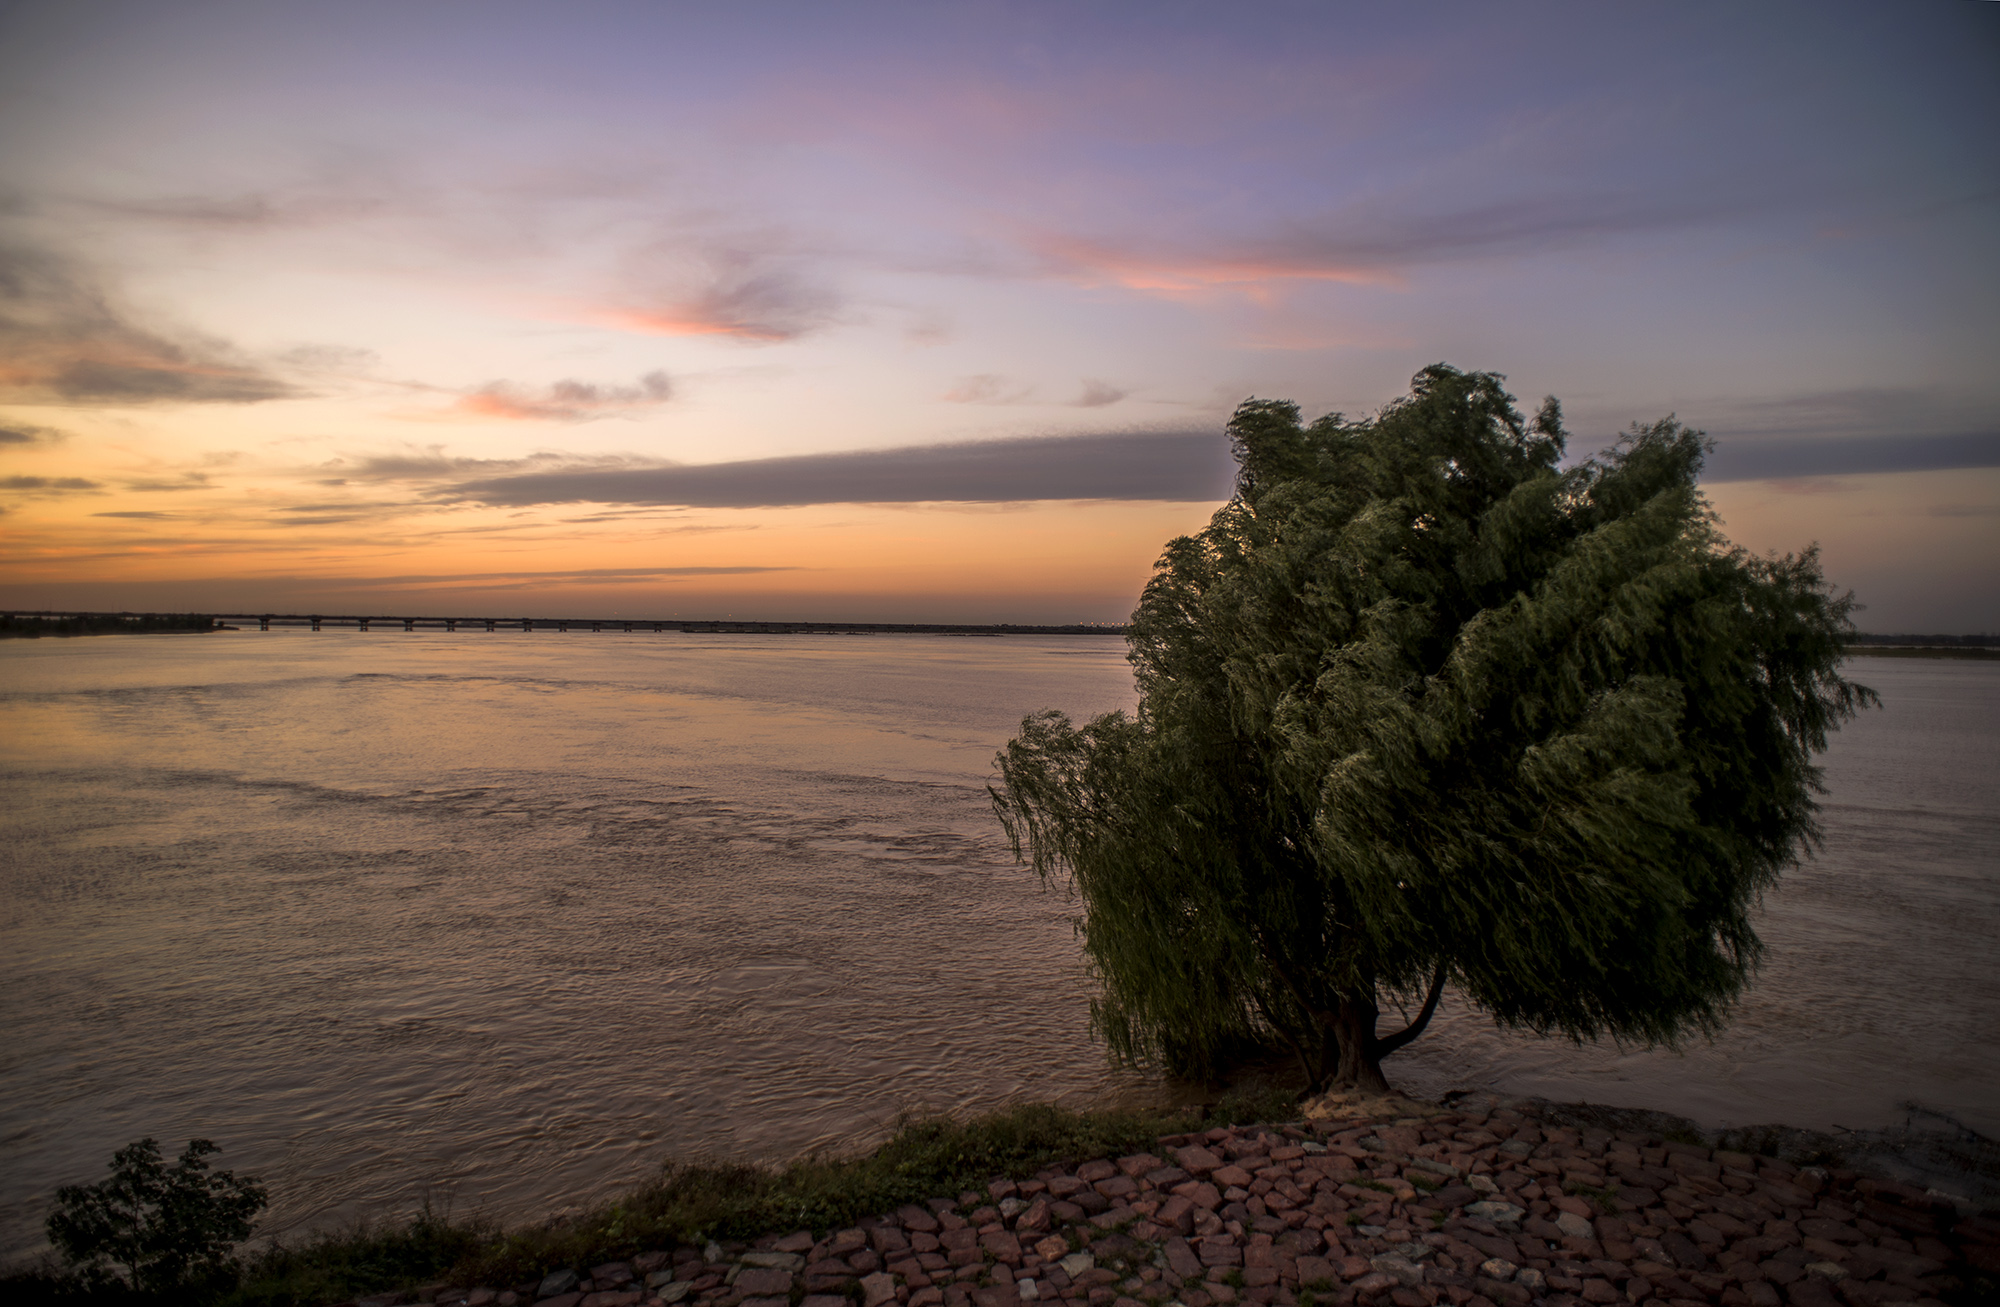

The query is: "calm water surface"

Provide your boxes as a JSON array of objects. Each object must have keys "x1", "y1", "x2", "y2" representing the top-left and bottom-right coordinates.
[{"x1": 0, "y1": 633, "x2": 1994, "y2": 1260}]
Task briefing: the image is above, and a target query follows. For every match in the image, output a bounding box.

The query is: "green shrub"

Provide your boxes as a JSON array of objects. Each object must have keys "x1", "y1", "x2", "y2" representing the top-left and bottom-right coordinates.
[{"x1": 46, "y1": 1139, "x2": 266, "y2": 1300}]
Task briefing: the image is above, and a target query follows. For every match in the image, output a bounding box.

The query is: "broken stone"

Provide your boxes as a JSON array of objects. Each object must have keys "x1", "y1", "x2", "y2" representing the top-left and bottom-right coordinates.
[
  {"x1": 733, "y1": 1269, "x2": 793, "y2": 1297},
  {"x1": 740, "y1": 1253, "x2": 804, "y2": 1272},
  {"x1": 1367, "y1": 1254, "x2": 1424, "y2": 1288},
  {"x1": 1465, "y1": 1201, "x2": 1526, "y2": 1225},
  {"x1": 1555, "y1": 1211, "x2": 1596, "y2": 1241}
]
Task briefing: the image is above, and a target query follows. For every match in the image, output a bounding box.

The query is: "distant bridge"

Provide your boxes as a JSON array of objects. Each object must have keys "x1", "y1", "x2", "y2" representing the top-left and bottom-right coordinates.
[{"x1": 5, "y1": 610, "x2": 1130, "y2": 637}]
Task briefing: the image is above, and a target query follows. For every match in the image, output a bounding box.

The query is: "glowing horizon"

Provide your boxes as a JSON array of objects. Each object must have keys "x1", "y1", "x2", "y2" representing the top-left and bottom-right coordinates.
[{"x1": 1, "y1": 1, "x2": 1995, "y2": 629}]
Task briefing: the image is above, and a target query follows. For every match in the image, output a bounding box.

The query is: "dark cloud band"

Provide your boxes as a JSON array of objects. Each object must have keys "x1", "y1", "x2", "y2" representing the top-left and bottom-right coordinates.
[
  {"x1": 443, "y1": 430, "x2": 1236, "y2": 508},
  {"x1": 439, "y1": 423, "x2": 1998, "y2": 510},
  {"x1": 1701, "y1": 431, "x2": 2000, "y2": 483}
]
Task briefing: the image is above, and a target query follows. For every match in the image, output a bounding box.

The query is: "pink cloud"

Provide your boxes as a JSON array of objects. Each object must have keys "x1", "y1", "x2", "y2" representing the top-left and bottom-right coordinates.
[
  {"x1": 452, "y1": 371, "x2": 673, "y2": 422},
  {"x1": 1029, "y1": 233, "x2": 1404, "y2": 299},
  {"x1": 590, "y1": 307, "x2": 798, "y2": 344}
]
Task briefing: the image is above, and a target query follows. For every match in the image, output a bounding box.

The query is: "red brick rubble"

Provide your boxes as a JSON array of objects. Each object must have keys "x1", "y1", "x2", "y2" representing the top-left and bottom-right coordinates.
[{"x1": 369, "y1": 1101, "x2": 1995, "y2": 1307}]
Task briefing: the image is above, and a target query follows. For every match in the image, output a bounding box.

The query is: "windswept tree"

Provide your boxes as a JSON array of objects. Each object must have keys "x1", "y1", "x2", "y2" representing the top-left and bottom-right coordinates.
[{"x1": 992, "y1": 365, "x2": 1871, "y2": 1093}]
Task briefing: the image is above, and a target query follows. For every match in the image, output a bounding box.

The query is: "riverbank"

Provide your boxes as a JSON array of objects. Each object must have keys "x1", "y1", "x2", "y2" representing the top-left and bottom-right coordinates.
[
  {"x1": 387, "y1": 1091, "x2": 1994, "y2": 1307},
  {"x1": 19, "y1": 1090, "x2": 1992, "y2": 1307}
]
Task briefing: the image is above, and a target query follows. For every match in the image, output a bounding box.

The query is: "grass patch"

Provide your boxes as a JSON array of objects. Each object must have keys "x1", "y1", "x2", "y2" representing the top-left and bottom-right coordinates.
[
  {"x1": 228, "y1": 1207, "x2": 487, "y2": 1307},
  {"x1": 209, "y1": 1092, "x2": 1294, "y2": 1307},
  {"x1": 1406, "y1": 1172, "x2": 1441, "y2": 1192}
]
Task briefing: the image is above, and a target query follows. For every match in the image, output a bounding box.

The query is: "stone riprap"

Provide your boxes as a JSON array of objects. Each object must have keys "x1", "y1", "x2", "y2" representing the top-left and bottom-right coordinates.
[{"x1": 353, "y1": 1101, "x2": 1996, "y2": 1307}]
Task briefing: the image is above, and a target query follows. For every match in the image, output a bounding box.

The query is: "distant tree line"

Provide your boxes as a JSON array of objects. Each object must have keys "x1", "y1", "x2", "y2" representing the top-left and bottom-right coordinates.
[{"x1": 0, "y1": 614, "x2": 218, "y2": 639}]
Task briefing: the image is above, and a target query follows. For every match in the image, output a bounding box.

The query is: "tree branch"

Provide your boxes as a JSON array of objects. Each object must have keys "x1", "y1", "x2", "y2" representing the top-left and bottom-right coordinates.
[
  {"x1": 1371, "y1": 963, "x2": 1446, "y2": 1059},
  {"x1": 1248, "y1": 985, "x2": 1317, "y2": 1087}
]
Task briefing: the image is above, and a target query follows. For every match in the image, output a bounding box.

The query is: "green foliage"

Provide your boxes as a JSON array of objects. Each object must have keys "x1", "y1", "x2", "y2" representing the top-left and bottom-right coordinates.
[
  {"x1": 992, "y1": 365, "x2": 1873, "y2": 1091},
  {"x1": 225, "y1": 1207, "x2": 485, "y2": 1307},
  {"x1": 46, "y1": 1139, "x2": 266, "y2": 1300},
  {"x1": 444, "y1": 1100, "x2": 1225, "y2": 1288},
  {"x1": 28, "y1": 1099, "x2": 1283, "y2": 1307}
]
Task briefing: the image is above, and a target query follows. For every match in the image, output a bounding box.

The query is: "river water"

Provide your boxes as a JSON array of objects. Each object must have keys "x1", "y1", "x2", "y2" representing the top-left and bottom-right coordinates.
[{"x1": 0, "y1": 633, "x2": 1993, "y2": 1261}]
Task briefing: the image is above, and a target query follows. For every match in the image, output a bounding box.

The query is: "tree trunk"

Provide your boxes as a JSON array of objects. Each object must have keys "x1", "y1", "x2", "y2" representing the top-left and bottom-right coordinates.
[
  {"x1": 1332, "y1": 992, "x2": 1394, "y2": 1093},
  {"x1": 1326, "y1": 965, "x2": 1447, "y2": 1094}
]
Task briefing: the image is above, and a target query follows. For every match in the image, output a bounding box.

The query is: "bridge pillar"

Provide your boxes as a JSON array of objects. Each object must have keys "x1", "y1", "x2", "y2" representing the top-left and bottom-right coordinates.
[
  {"x1": 591, "y1": 621, "x2": 602, "y2": 632},
  {"x1": 258, "y1": 615, "x2": 271, "y2": 631},
  {"x1": 358, "y1": 617, "x2": 371, "y2": 631},
  {"x1": 403, "y1": 618, "x2": 415, "y2": 632},
  {"x1": 485, "y1": 619, "x2": 496, "y2": 632},
  {"x1": 445, "y1": 619, "x2": 456, "y2": 631},
  {"x1": 521, "y1": 618, "x2": 532, "y2": 631},
  {"x1": 310, "y1": 615, "x2": 321, "y2": 631}
]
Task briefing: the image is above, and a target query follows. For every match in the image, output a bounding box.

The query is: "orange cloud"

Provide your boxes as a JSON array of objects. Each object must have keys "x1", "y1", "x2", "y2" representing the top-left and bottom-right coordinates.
[
  {"x1": 1033, "y1": 233, "x2": 1404, "y2": 298},
  {"x1": 590, "y1": 306, "x2": 797, "y2": 343},
  {"x1": 451, "y1": 371, "x2": 673, "y2": 422}
]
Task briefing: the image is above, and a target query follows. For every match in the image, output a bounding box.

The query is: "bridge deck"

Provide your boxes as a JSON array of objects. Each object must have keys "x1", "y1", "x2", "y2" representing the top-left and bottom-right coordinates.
[{"x1": 4, "y1": 610, "x2": 1129, "y2": 636}]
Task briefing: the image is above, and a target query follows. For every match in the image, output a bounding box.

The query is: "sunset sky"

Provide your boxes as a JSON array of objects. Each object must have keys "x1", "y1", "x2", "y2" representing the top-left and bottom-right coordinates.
[{"x1": 1, "y1": 0, "x2": 1994, "y2": 627}]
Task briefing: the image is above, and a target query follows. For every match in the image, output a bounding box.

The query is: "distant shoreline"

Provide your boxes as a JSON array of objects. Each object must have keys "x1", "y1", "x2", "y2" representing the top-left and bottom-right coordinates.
[
  {"x1": 3, "y1": 610, "x2": 1994, "y2": 655},
  {"x1": 0, "y1": 610, "x2": 1127, "y2": 638},
  {"x1": 1844, "y1": 646, "x2": 2000, "y2": 660}
]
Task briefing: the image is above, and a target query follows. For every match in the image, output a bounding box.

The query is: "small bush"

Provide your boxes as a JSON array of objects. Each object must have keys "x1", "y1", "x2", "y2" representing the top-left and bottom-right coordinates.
[{"x1": 46, "y1": 1139, "x2": 266, "y2": 1300}]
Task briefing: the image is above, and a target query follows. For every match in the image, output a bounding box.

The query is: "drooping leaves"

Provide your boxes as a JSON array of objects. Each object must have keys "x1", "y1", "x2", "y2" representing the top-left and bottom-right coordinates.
[{"x1": 993, "y1": 365, "x2": 1872, "y2": 1087}]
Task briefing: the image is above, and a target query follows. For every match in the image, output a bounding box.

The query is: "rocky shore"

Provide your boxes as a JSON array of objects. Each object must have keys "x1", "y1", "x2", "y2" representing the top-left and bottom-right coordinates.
[{"x1": 355, "y1": 1095, "x2": 1997, "y2": 1307}]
